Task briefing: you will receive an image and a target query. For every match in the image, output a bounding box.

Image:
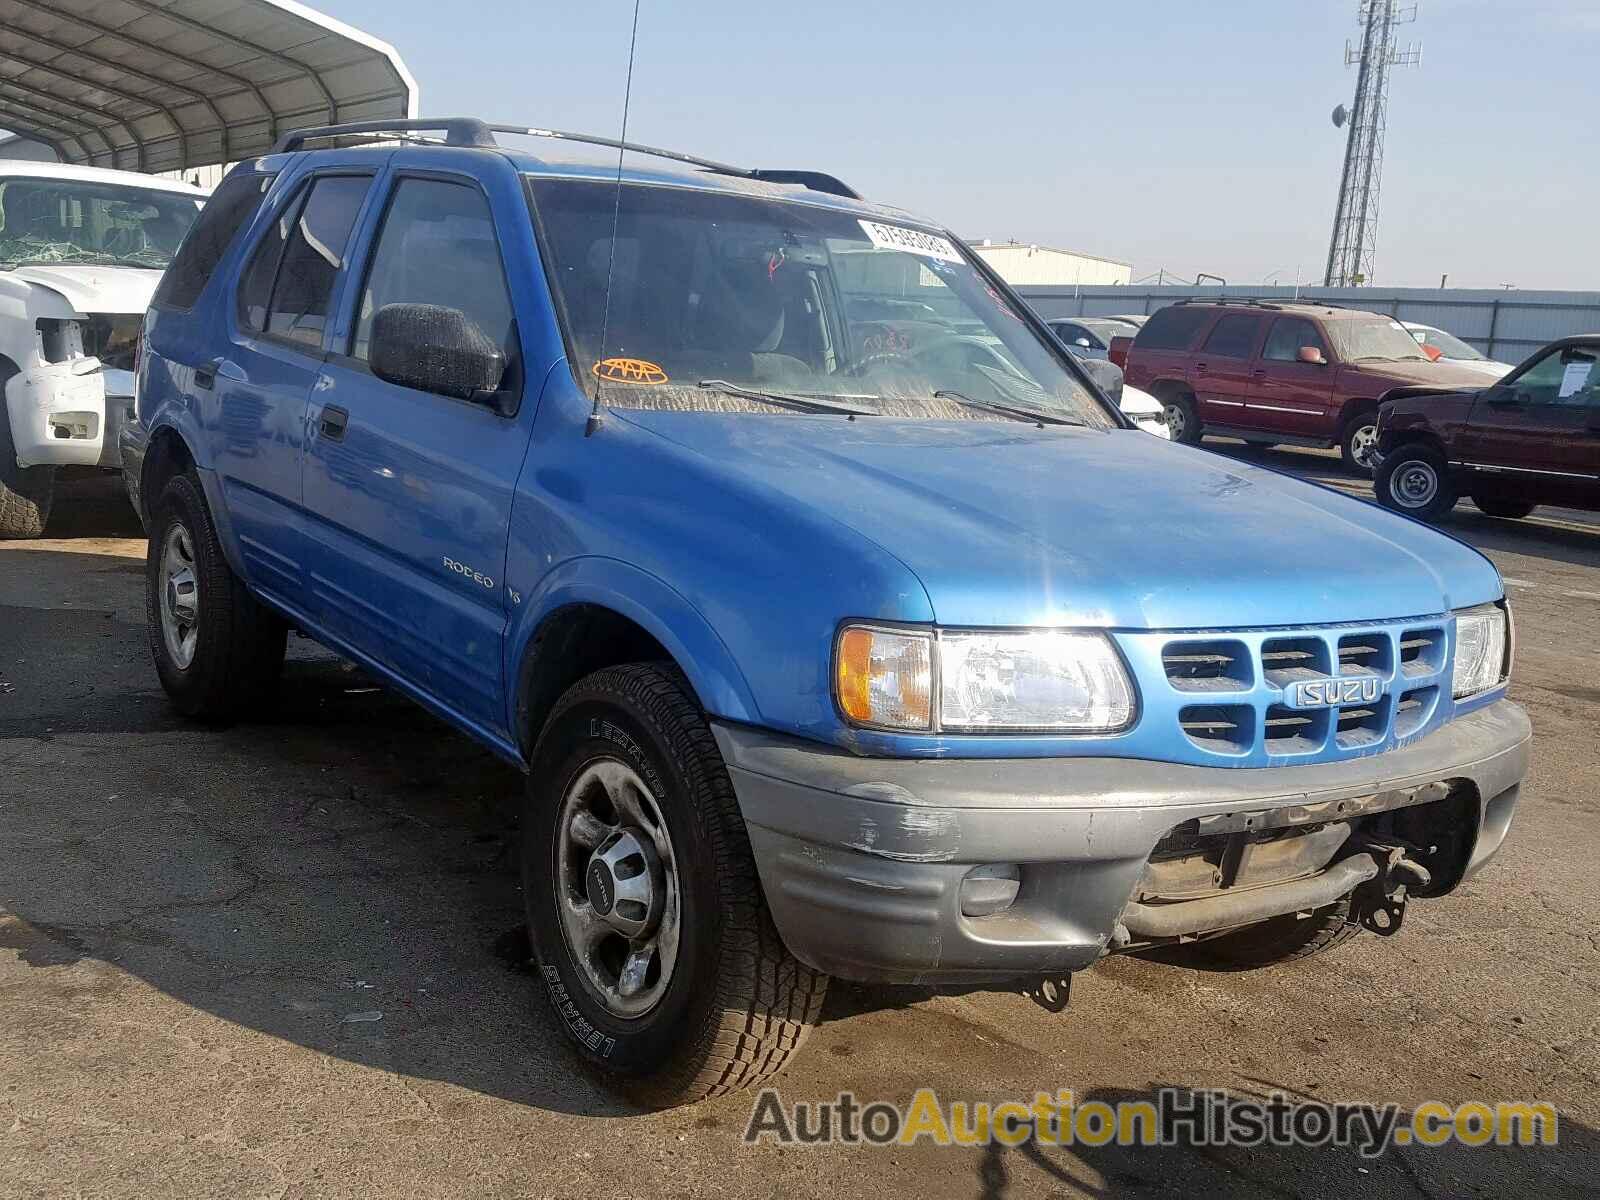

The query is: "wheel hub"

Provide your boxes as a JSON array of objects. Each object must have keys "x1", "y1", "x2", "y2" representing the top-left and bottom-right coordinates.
[
  {"x1": 158, "y1": 524, "x2": 200, "y2": 669},
  {"x1": 583, "y1": 827, "x2": 663, "y2": 939}
]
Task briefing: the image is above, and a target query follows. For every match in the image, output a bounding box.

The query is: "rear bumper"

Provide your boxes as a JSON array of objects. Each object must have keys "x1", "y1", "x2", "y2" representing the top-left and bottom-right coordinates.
[{"x1": 716, "y1": 700, "x2": 1529, "y2": 984}]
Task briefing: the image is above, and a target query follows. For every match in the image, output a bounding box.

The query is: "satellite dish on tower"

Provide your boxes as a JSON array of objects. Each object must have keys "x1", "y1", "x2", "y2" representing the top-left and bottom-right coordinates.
[{"x1": 1332, "y1": 103, "x2": 1349, "y2": 129}]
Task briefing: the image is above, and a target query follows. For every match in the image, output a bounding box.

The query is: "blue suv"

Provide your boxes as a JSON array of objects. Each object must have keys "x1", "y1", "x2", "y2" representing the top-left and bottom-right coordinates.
[{"x1": 129, "y1": 119, "x2": 1529, "y2": 1106}]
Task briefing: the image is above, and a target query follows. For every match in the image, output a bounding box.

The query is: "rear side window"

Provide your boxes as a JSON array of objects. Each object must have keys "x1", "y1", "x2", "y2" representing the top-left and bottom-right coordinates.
[
  {"x1": 1201, "y1": 313, "x2": 1263, "y2": 359},
  {"x1": 238, "y1": 174, "x2": 370, "y2": 348},
  {"x1": 350, "y1": 177, "x2": 514, "y2": 364},
  {"x1": 1134, "y1": 306, "x2": 1212, "y2": 351},
  {"x1": 151, "y1": 172, "x2": 269, "y2": 311}
]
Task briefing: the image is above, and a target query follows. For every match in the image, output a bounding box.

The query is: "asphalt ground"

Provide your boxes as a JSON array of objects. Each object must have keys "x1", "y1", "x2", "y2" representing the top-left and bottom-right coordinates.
[{"x1": 2, "y1": 446, "x2": 1597, "y2": 1199}]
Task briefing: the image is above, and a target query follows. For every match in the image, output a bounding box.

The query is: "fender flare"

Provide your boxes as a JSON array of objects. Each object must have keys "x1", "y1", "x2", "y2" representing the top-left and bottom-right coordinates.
[
  {"x1": 141, "y1": 412, "x2": 246, "y2": 577},
  {"x1": 507, "y1": 555, "x2": 762, "y2": 736}
]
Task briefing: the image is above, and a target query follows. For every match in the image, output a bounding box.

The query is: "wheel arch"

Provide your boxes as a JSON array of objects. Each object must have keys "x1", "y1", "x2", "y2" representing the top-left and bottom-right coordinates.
[
  {"x1": 510, "y1": 560, "x2": 761, "y2": 760},
  {"x1": 140, "y1": 423, "x2": 196, "y2": 525},
  {"x1": 1337, "y1": 396, "x2": 1382, "y2": 430}
]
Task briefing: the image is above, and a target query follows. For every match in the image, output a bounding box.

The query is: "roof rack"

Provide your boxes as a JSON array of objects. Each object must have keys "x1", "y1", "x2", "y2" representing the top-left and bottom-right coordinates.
[{"x1": 270, "y1": 117, "x2": 862, "y2": 200}]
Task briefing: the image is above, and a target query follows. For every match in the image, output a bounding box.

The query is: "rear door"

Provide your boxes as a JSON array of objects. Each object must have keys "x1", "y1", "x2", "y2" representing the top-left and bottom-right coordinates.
[
  {"x1": 1248, "y1": 315, "x2": 1338, "y2": 437},
  {"x1": 1461, "y1": 344, "x2": 1600, "y2": 505},
  {"x1": 300, "y1": 160, "x2": 534, "y2": 738},
  {"x1": 210, "y1": 167, "x2": 374, "y2": 610},
  {"x1": 1191, "y1": 312, "x2": 1265, "y2": 425}
]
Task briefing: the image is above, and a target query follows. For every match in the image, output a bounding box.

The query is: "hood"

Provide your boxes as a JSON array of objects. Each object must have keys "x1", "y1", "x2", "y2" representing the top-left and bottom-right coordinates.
[
  {"x1": 7, "y1": 264, "x2": 163, "y2": 315},
  {"x1": 1442, "y1": 358, "x2": 1513, "y2": 380},
  {"x1": 1344, "y1": 359, "x2": 1491, "y2": 391},
  {"x1": 614, "y1": 411, "x2": 1503, "y2": 629}
]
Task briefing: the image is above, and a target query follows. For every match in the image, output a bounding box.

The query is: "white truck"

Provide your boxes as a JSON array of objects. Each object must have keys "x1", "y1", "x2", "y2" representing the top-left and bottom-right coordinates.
[{"x1": 1, "y1": 161, "x2": 204, "y2": 537}]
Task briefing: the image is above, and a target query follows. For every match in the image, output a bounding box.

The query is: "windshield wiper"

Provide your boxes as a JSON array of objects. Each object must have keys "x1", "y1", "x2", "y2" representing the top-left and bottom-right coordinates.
[
  {"x1": 933, "y1": 390, "x2": 1083, "y2": 427},
  {"x1": 697, "y1": 379, "x2": 874, "y2": 418}
]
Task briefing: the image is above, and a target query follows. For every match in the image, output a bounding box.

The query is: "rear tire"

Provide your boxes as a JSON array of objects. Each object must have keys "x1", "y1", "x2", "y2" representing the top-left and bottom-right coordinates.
[
  {"x1": 1339, "y1": 412, "x2": 1382, "y2": 474},
  {"x1": 146, "y1": 471, "x2": 286, "y2": 719},
  {"x1": 1375, "y1": 443, "x2": 1456, "y2": 521},
  {"x1": 0, "y1": 365, "x2": 55, "y2": 540},
  {"x1": 1178, "y1": 895, "x2": 1364, "y2": 969},
  {"x1": 1471, "y1": 494, "x2": 1536, "y2": 520},
  {"x1": 1162, "y1": 391, "x2": 1202, "y2": 446},
  {"x1": 523, "y1": 663, "x2": 826, "y2": 1108}
]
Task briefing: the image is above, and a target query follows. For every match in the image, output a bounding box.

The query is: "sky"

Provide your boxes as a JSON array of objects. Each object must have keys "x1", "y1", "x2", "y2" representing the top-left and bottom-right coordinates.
[{"x1": 223, "y1": 2, "x2": 1600, "y2": 288}]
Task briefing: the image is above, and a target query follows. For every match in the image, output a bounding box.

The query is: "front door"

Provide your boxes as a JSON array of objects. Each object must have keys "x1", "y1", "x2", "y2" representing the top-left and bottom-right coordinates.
[
  {"x1": 1248, "y1": 315, "x2": 1338, "y2": 437},
  {"x1": 212, "y1": 169, "x2": 374, "y2": 610},
  {"x1": 1191, "y1": 312, "x2": 1265, "y2": 427},
  {"x1": 1461, "y1": 343, "x2": 1600, "y2": 507},
  {"x1": 300, "y1": 164, "x2": 532, "y2": 739}
]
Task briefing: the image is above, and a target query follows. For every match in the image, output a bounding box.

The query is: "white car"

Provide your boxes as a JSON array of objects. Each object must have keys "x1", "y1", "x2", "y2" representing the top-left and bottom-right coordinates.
[
  {"x1": 1118, "y1": 381, "x2": 1171, "y2": 438},
  {"x1": 1403, "y1": 322, "x2": 1514, "y2": 382},
  {"x1": 1, "y1": 161, "x2": 205, "y2": 537}
]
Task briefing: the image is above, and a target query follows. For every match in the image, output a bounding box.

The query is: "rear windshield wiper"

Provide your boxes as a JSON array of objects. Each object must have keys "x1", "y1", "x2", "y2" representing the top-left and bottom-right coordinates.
[
  {"x1": 698, "y1": 379, "x2": 874, "y2": 418},
  {"x1": 933, "y1": 390, "x2": 1083, "y2": 427}
]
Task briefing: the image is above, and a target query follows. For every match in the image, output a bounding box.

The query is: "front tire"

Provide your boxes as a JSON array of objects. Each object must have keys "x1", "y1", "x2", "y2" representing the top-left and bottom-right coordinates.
[
  {"x1": 1180, "y1": 896, "x2": 1363, "y2": 969},
  {"x1": 146, "y1": 472, "x2": 286, "y2": 718},
  {"x1": 0, "y1": 375, "x2": 55, "y2": 539},
  {"x1": 1471, "y1": 494, "x2": 1536, "y2": 520},
  {"x1": 1375, "y1": 443, "x2": 1456, "y2": 521},
  {"x1": 523, "y1": 663, "x2": 826, "y2": 1107}
]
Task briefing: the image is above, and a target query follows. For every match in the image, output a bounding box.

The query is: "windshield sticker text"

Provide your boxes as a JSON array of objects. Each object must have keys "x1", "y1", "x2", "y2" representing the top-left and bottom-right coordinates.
[{"x1": 858, "y1": 220, "x2": 964, "y2": 264}]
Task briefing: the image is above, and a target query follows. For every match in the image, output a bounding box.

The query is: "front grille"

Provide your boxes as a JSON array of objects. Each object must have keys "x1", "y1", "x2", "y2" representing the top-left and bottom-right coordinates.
[{"x1": 1134, "y1": 618, "x2": 1454, "y2": 766}]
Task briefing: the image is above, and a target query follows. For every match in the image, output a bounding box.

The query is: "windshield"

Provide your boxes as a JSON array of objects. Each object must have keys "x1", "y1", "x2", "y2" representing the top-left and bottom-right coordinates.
[
  {"x1": 1411, "y1": 326, "x2": 1486, "y2": 361},
  {"x1": 529, "y1": 179, "x2": 1111, "y2": 426},
  {"x1": 1326, "y1": 316, "x2": 1431, "y2": 363},
  {"x1": 0, "y1": 176, "x2": 202, "y2": 270}
]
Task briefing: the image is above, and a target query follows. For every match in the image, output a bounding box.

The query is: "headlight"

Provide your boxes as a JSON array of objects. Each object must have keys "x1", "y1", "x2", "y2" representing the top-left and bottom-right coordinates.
[
  {"x1": 941, "y1": 631, "x2": 1134, "y2": 731},
  {"x1": 1452, "y1": 603, "x2": 1510, "y2": 699},
  {"x1": 834, "y1": 626, "x2": 1134, "y2": 733},
  {"x1": 835, "y1": 626, "x2": 933, "y2": 730}
]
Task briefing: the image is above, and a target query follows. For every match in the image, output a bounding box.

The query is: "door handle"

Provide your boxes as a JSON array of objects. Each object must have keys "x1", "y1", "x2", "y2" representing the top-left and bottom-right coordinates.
[
  {"x1": 1195, "y1": 362, "x2": 1209, "y2": 373},
  {"x1": 192, "y1": 356, "x2": 225, "y2": 390},
  {"x1": 318, "y1": 405, "x2": 349, "y2": 441},
  {"x1": 1252, "y1": 369, "x2": 1267, "y2": 378}
]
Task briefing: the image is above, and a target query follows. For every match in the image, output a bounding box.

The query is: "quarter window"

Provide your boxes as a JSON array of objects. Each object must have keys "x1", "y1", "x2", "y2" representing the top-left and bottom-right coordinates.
[
  {"x1": 1201, "y1": 313, "x2": 1263, "y2": 359},
  {"x1": 152, "y1": 172, "x2": 266, "y2": 310},
  {"x1": 1263, "y1": 317, "x2": 1328, "y2": 362},
  {"x1": 351, "y1": 178, "x2": 514, "y2": 365},
  {"x1": 238, "y1": 174, "x2": 370, "y2": 348}
]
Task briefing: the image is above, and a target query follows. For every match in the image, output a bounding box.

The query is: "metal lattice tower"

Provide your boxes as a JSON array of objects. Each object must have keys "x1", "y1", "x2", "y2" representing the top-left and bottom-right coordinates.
[{"x1": 1324, "y1": 1, "x2": 1420, "y2": 287}]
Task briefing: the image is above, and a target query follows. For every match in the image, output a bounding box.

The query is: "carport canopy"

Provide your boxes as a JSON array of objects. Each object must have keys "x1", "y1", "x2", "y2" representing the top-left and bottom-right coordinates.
[{"x1": 0, "y1": 0, "x2": 415, "y2": 174}]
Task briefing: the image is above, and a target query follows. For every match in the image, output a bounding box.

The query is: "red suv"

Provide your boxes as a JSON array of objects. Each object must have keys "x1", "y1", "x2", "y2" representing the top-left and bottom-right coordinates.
[{"x1": 1122, "y1": 300, "x2": 1492, "y2": 471}]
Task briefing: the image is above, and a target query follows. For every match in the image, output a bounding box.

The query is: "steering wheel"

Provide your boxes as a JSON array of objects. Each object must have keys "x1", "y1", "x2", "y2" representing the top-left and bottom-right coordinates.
[{"x1": 846, "y1": 350, "x2": 916, "y2": 378}]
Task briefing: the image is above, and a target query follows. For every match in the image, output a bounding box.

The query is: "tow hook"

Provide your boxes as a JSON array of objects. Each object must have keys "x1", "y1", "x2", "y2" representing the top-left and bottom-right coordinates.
[
  {"x1": 1021, "y1": 974, "x2": 1073, "y2": 1013},
  {"x1": 1349, "y1": 841, "x2": 1433, "y2": 936}
]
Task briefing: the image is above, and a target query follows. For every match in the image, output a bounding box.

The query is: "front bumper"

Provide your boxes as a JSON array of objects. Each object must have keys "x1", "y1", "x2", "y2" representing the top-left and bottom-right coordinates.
[
  {"x1": 717, "y1": 700, "x2": 1529, "y2": 984},
  {"x1": 4, "y1": 361, "x2": 132, "y2": 469}
]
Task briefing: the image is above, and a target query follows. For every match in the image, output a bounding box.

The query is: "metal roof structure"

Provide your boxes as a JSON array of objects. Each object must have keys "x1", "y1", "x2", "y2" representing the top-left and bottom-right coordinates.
[{"x1": 0, "y1": 0, "x2": 415, "y2": 174}]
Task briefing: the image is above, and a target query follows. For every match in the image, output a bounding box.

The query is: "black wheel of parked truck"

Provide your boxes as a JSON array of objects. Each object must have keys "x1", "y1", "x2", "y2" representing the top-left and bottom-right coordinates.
[
  {"x1": 147, "y1": 471, "x2": 287, "y2": 719},
  {"x1": 1375, "y1": 443, "x2": 1456, "y2": 522},
  {"x1": 1178, "y1": 896, "x2": 1364, "y2": 969},
  {"x1": 522, "y1": 662, "x2": 827, "y2": 1107},
  {"x1": 1471, "y1": 494, "x2": 1537, "y2": 520},
  {"x1": 0, "y1": 361, "x2": 55, "y2": 540}
]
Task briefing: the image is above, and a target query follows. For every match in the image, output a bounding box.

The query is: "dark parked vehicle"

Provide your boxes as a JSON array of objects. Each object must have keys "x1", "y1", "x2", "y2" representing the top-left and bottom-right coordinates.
[
  {"x1": 1374, "y1": 335, "x2": 1600, "y2": 521},
  {"x1": 1122, "y1": 300, "x2": 1492, "y2": 471}
]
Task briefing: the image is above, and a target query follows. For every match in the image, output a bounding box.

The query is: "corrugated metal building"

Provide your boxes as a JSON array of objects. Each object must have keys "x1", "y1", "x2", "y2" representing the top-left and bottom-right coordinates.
[{"x1": 969, "y1": 240, "x2": 1132, "y2": 287}]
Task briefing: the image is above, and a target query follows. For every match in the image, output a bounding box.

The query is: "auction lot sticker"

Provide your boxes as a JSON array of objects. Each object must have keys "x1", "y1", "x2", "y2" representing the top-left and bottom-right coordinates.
[{"x1": 858, "y1": 220, "x2": 964, "y2": 264}]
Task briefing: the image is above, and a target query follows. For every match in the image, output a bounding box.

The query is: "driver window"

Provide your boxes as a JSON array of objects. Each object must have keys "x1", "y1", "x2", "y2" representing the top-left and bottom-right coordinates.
[
  {"x1": 1263, "y1": 317, "x2": 1326, "y2": 362},
  {"x1": 351, "y1": 178, "x2": 514, "y2": 364},
  {"x1": 1508, "y1": 349, "x2": 1599, "y2": 408}
]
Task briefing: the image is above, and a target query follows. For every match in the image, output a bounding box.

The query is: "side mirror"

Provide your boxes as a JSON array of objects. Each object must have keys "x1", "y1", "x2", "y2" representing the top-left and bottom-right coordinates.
[
  {"x1": 1078, "y1": 356, "x2": 1125, "y2": 404},
  {"x1": 370, "y1": 303, "x2": 506, "y2": 404},
  {"x1": 1485, "y1": 385, "x2": 1522, "y2": 406},
  {"x1": 1297, "y1": 346, "x2": 1327, "y2": 366},
  {"x1": 1074, "y1": 337, "x2": 1093, "y2": 349}
]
